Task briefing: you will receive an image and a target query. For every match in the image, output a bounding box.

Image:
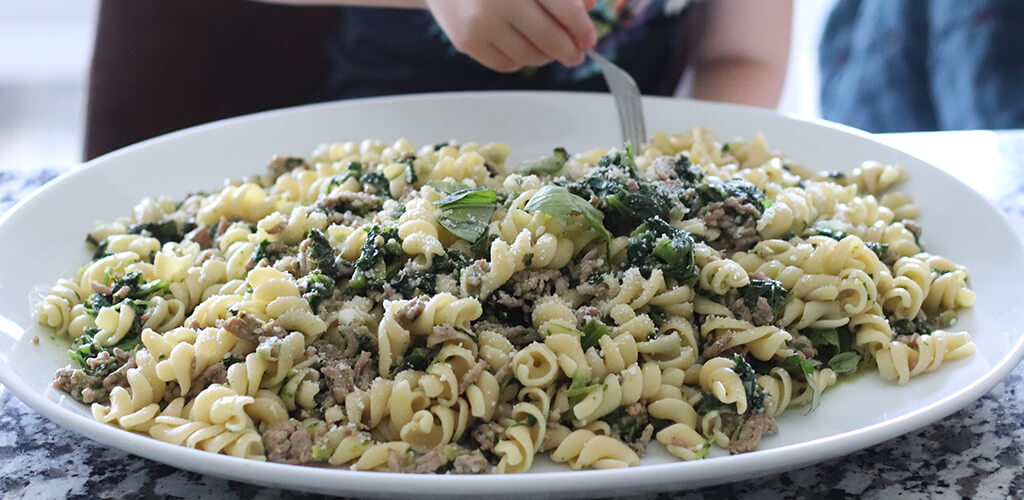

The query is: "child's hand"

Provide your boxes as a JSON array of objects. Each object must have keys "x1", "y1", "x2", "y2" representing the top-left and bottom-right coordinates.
[{"x1": 425, "y1": 0, "x2": 597, "y2": 72}]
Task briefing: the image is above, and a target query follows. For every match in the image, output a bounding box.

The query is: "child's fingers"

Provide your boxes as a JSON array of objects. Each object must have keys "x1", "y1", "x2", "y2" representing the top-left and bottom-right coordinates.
[
  {"x1": 538, "y1": 0, "x2": 598, "y2": 50},
  {"x1": 478, "y1": 43, "x2": 522, "y2": 73},
  {"x1": 515, "y1": 1, "x2": 586, "y2": 66},
  {"x1": 501, "y1": 24, "x2": 558, "y2": 67}
]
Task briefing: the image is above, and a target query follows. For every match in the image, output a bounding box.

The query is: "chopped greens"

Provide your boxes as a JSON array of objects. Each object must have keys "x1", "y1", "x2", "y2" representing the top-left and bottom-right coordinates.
[
  {"x1": 600, "y1": 406, "x2": 649, "y2": 443},
  {"x1": 349, "y1": 225, "x2": 403, "y2": 291},
  {"x1": 579, "y1": 319, "x2": 610, "y2": 351},
  {"x1": 128, "y1": 220, "x2": 181, "y2": 244},
  {"x1": 360, "y1": 172, "x2": 392, "y2": 198},
  {"x1": 733, "y1": 354, "x2": 765, "y2": 414},
  {"x1": 739, "y1": 279, "x2": 787, "y2": 319},
  {"x1": 300, "y1": 269, "x2": 335, "y2": 311},
  {"x1": 566, "y1": 369, "x2": 600, "y2": 406},
  {"x1": 306, "y1": 228, "x2": 339, "y2": 278},
  {"x1": 693, "y1": 391, "x2": 735, "y2": 415},
  {"x1": 627, "y1": 217, "x2": 698, "y2": 283},
  {"x1": 391, "y1": 346, "x2": 435, "y2": 376},
  {"x1": 812, "y1": 227, "x2": 889, "y2": 259}
]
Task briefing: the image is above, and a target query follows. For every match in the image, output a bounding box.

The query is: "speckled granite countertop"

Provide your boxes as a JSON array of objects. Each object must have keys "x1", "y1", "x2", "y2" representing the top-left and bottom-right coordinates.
[{"x1": 2, "y1": 131, "x2": 1023, "y2": 499}]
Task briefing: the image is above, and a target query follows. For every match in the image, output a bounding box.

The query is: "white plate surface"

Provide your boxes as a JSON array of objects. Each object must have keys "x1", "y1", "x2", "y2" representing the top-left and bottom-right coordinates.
[{"x1": 1, "y1": 92, "x2": 1022, "y2": 498}]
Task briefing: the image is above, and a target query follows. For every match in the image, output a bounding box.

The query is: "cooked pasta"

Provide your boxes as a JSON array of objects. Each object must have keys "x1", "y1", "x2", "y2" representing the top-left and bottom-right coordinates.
[{"x1": 40, "y1": 129, "x2": 975, "y2": 473}]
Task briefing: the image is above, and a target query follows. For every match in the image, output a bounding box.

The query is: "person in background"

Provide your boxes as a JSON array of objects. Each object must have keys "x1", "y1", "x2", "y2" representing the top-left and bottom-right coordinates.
[
  {"x1": 85, "y1": 0, "x2": 791, "y2": 159},
  {"x1": 819, "y1": 0, "x2": 1024, "y2": 133}
]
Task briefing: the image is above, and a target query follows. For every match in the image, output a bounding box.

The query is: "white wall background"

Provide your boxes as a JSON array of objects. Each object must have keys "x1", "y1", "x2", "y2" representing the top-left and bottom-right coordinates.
[
  {"x1": 0, "y1": 0, "x2": 99, "y2": 171},
  {"x1": 0, "y1": 0, "x2": 832, "y2": 171}
]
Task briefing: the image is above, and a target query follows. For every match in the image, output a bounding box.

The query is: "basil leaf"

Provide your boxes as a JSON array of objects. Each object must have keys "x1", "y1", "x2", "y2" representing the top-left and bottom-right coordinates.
[
  {"x1": 827, "y1": 352, "x2": 861, "y2": 374},
  {"x1": 780, "y1": 354, "x2": 822, "y2": 414},
  {"x1": 804, "y1": 328, "x2": 840, "y2": 351},
  {"x1": 434, "y1": 188, "x2": 496, "y2": 207},
  {"x1": 523, "y1": 185, "x2": 611, "y2": 242},
  {"x1": 515, "y1": 147, "x2": 569, "y2": 175},
  {"x1": 426, "y1": 180, "x2": 472, "y2": 194},
  {"x1": 432, "y1": 188, "x2": 497, "y2": 242}
]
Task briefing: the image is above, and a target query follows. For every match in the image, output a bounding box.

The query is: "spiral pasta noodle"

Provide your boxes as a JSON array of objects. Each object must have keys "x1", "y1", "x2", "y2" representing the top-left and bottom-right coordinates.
[{"x1": 39, "y1": 131, "x2": 975, "y2": 473}]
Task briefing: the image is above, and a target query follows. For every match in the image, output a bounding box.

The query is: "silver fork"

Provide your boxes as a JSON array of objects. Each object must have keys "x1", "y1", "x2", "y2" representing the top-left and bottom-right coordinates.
[{"x1": 588, "y1": 49, "x2": 647, "y2": 149}]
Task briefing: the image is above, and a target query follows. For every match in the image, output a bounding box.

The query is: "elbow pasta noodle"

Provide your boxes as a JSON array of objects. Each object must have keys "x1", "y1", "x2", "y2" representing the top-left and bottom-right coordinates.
[{"x1": 38, "y1": 131, "x2": 975, "y2": 472}]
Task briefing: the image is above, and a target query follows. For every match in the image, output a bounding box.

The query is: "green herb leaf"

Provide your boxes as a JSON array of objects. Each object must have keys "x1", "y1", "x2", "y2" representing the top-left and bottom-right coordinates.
[
  {"x1": 426, "y1": 180, "x2": 472, "y2": 194},
  {"x1": 434, "y1": 188, "x2": 497, "y2": 207},
  {"x1": 515, "y1": 147, "x2": 569, "y2": 175},
  {"x1": 695, "y1": 436, "x2": 717, "y2": 459},
  {"x1": 627, "y1": 217, "x2": 698, "y2": 284},
  {"x1": 306, "y1": 228, "x2": 338, "y2": 278},
  {"x1": 600, "y1": 406, "x2": 649, "y2": 443},
  {"x1": 523, "y1": 185, "x2": 611, "y2": 242},
  {"x1": 827, "y1": 352, "x2": 861, "y2": 374},
  {"x1": 432, "y1": 188, "x2": 498, "y2": 242},
  {"x1": 128, "y1": 220, "x2": 181, "y2": 244},
  {"x1": 693, "y1": 391, "x2": 736, "y2": 415},
  {"x1": 739, "y1": 279, "x2": 787, "y2": 319},
  {"x1": 780, "y1": 354, "x2": 822, "y2": 414},
  {"x1": 566, "y1": 369, "x2": 600, "y2": 406},
  {"x1": 311, "y1": 445, "x2": 331, "y2": 460},
  {"x1": 804, "y1": 328, "x2": 840, "y2": 351},
  {"x1": 732, "y1": 354, "x2": 765, "y2": 414},
  {"x1": 580, "y1": 319, "x2": 610, "y2": 351}
]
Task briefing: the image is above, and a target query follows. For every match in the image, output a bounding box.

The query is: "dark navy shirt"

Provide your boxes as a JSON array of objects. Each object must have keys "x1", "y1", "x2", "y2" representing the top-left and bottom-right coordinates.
[
  {"x1": 819, "y1": 0, "x2": 1024, "y2": 133},
  {"x1": 322, "y1": 1, "x2": 701, "y2": 100}
]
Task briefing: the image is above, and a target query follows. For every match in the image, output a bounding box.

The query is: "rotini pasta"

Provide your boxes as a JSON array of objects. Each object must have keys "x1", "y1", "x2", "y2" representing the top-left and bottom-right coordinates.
[{"x1": 40, "y1": 131, "x2": 975, "y2": 473}]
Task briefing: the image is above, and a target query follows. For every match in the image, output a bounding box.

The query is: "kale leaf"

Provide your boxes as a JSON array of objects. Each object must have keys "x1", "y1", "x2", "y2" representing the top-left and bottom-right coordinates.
[
  {"x1": 601, "y1": 406, "x2": 649, "y2": 443},
  {"x1": 891, "y1": 316, "x2": 934, "y2": 337},
  {"x1": 390, "y1": 346, "x2": 436, "y2": 376},
  {"x1": 733, "y1": 354, "x2": 765, "y2": 414},
  {"x1": 566, "y1": 147, "x2": 687, "y2": 235},
  {"x1": 693, "y1": 391, "x2": 736, "y2": 415},
  {"x1": 300, "y1": 269, "x2": 335, "y2": 312},
  {"x1": 695, "y1": 179, "x2": 767, "y2": 213},
  {"x1": 305, "y1": 228, "x2": 339, "y2": 278},
  {"x1": 626, "y1": 217, "x2": 698, "y2": 283},
  {"x1": 128, "y1": 220, "x2": 181, "y2": 245},
  {"x1": 389, "y1": 250, "x2": 472, "y2": 298},
  {"x1": 673, "y1": 154, "x2": 704, "y2": 184},
  {"x1": 349, "y1": 225, "x2": 403, "y2": 291},
  {"x1": 812, "y1": 227, "x2": 890, "y2": 260},
  {"x1": 360, "y1": 172, "x2": 392, "y2": 198},
  {"x1": 739, "y1": 279, "x2": 787, "y2": 319}
]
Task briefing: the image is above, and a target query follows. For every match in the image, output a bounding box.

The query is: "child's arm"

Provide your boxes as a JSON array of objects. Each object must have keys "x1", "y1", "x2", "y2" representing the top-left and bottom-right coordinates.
[
  {"x1": 690, "y1": 0, "x2": 793, "y2": 108},
  {"x1": 263, "y1": 0, "x2": 597, "y2": 71}
]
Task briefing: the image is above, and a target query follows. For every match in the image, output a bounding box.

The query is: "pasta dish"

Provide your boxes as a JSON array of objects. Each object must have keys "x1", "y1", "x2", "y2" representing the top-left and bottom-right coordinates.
[{"x1": 35, "y1": 128, "x2": 976, "y2": 473}]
